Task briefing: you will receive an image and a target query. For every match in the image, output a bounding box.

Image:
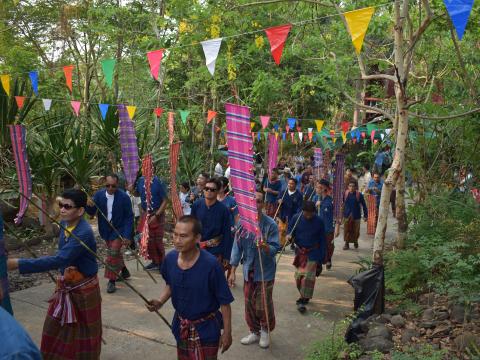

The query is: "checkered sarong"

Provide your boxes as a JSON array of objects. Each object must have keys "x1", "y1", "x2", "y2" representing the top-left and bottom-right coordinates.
[
  {"x1": 366, "y1": 194, "x2": 377, "y2": 235},
  {"x1": 177, "y1": 313, "x2": 219, "y2": 360},
  {"x1": 244, "y1": 271, "x2": 275, "y2": 333},
  {"x1": 294, "y1": 260, "x2": 317, "y2": 300},
  {"x1": 104, "y1": 239, "x2": 125, "y2": 281}
]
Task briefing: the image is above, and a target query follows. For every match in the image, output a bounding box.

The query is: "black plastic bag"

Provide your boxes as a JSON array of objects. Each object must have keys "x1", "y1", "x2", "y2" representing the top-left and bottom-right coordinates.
[{"x1": 345, "y1": 265, "x2": 385, "y2": 343}]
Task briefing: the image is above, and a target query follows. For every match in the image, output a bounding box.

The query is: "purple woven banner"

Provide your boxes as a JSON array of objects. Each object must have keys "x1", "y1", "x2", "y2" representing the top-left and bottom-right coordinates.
[
  {"x1": 225, "y1": 103, "x2": 258, "y2": 236},
  {"x1": 314, "y1": 147, "x2": 323, "y2": 180},
  {"x1": 9, "y1": 125, "x2": 32, "y2": 224},
  {"x1": 118, "y1": 104, "x2": 139, "y2": 187},
  {"x1": 333, "y1": 153, "x2": 345, "y2": 220},
  {"x1": 267, "y1": 133, "x2": 278, "y2": 177}
]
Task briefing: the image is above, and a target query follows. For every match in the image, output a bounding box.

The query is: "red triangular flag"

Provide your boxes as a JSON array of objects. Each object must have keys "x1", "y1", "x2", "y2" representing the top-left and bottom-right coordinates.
[
  {"x1": 147, "y1": 49, "x2": 164, "y2": 81},
  {"x1": 265, "y1": 24, "x2": 292, "y2": 65},
  {"x1": 63, "y1": 65, "x2": 74, "y2": 93},
  {"x1": 154, "y1": 107, "x2": 163, "y2": 118},
  {"x1": 296, "y1": 126, "x2": 301, "y2": 132},
  {"x1": 341, "y1": 121, "x2": 351, "y2": 133},
  {"x1": 15, "y1": 96, "x2": 25, "y2": 109},
  {"x1": 207, "y1": 110, "x2": 217, "y2": 124},
  {"x1": 308, "y1": 132, "x2": 313, "y2": 141}
]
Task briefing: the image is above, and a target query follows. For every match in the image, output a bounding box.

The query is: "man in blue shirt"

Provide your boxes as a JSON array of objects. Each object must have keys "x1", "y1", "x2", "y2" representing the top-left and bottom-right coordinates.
[
  {"x1": 7, "y1": 189, "x2": 102, "y2": 359},
  {"x1": 287, "y1": 201, "x2": 326, "y2": 313},
  {"x1": 134, "y1": 173, "x2": 168, "y2": 271},
  {"x1": 147, "y1": 215, "x2": 234, "y2": 359},
  {"x1": 191, "y1": 178, "x2": 233, "y2": 271},
  {"x1": 86, "y1": 173, "x2": 133, "y2": 294},
  {"x1": 367, "y1": 172, "x2": 384, "y2": 208},
  {"x1": 0, "y1": 306, "x2": 42, "y2": 360},
  {"x1": 342, "y1": 181, "x2": 368, "y2": 250},
  {"x1": 229, "y1": 191, "x2": 280, "y2": 349},
  {"x1": 263, "y1": 168, "x2": 282, "y2": 218},
  {"x1": 315, "y1": 179, "x2": 335, "y2": 271}
]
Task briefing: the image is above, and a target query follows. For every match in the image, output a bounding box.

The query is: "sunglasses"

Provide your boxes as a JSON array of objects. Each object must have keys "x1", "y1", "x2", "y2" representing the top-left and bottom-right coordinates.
[
  {"x1": 58, "y1": 202, "x2": 78, "y2": 210},
  {"x1": 204, "y1": 187, "x2": 218, "y2": 192},
  {"x1": 106, "y1": 184, "x2": 117, "y2": 189}
]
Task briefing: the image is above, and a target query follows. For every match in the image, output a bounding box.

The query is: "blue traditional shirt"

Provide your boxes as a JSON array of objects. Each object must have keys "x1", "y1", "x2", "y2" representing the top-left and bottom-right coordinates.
[
  {"x1": 289, "y1": 214, "x2": 326, "y2": 263},
  {"x1": 265, "y1": 180, "x2": 282, "y2": 204},
  {"x1": 161, "y1": 250, "x2": 234, "y2": 343},
  {"x1": 220, "y1": 195, "x2": 239, "y2": 228},
  {"x1": 230, "y1": 214, "x2": 280, "y2": 282},
  {"x1": 279, "y1": 190, "x2": 303, "y2": 223},
  {"x1": 191, "y1": 200, "x2": 233, "y2": 259},
  {"x1": 0, "y1": 214, "x2": 12, "y2": 314},
  {"x1": 0, "y1": 307, "x2": 42, "y2": 360},
  {"x1": 18, "y1": 218, "x2": 98, "y2": 277},
  {"x1": 303, "y1": 184, "x2": 315, "y2": 200},
  {"x1": 343, "y1": 191, "x2": 368, "y2": 220},
  {"x1": 368, "y1": 179, "x2": 384, "y2": 207},
  {"x1": 136, "y1": 176, "x2": 167, "y2": 211},
  {"x1": 318, "y1": 195, "x2": 334, "y2": 234},
  {"x1": 85, "y1": 188, "x2": 133, "y2": 241}
]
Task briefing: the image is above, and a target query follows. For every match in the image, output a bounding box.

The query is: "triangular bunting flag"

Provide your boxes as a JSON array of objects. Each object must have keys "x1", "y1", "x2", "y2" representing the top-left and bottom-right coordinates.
[
  {"x1": 290, "y1": 132, "x2": 294, "y2": 142},
  {"x1": 146, "y1": 49, "x2": 164, "y2": 81},
  {"x1": 344, "y1": 7, "x2": 375, "y2": 54},
  {"x1": 0, "y1": 74, "x2": 10, "y2": 96},
  {"x1": 363, "y1": 139, "x2": 368, "y2": 145},
  {"x1": 15, "y1": 96, "x2": 25, "y2": 109},
  {"x1": 126, "y1": 106, "x2": 137, "y2": 120},
  {"x1": 385, "y1": 128, "x2": 392, "y2": 136},
  {"x1": 180, "y1": 110, "x2": 190, "y2": 124},
  {"x1": 380, "y1": 133, "x2": 385, "y2": 140},
  {"x1": 356, "y1": 129, "x2": 361, "y2": 142},
  {"x1": 251, "y1": 122, "x2": 256, "y2": 130},
  {"x1": 101, "y1": 59, "x2": 116, "y2": 88},
  {"x1": 200, "y1": 38, "x2": 223, "y2": 76},
  {"x1": 63, "y1": 65, "x2": 74, "y2": 93},
  {"x1": 374, "y1": 139, "x2": 378, "y2": 144},
  {"x1": 260, "y1": 115, "x2": 270, "y2": 129},
  {"x1": 207, "y1": 110, "x2": 217, "y2": 124},
  {"x1": 42, "y1": 99, "x2": 52, "y2": 111},
  {"x1": 366, "y1": 123, "x2": 377, "y2": 135},
  {"x1": 315, "y1": 120, "x2": 325, "y2": 132},
  {"x1": 341, "y1": 131, "x2": 347, "y2": 144},
  {"x1": 287, "y1": 117, "x2": 296, "y2": 129},
  {"x1": 71, "y1": 100, "x2": 81, "y2": 116},
  {"x1": 264, "y1": 131, "x2": 269, "y2": 141},
  {"x1": 341, "y1": 121, "x2": 350, "y2": 133},
  {"x1": 286, "y1": 125, "x2": 290, "y2": 133},
  {"x1": 257, "y1": 132, "x2": 261, "y2": 141},
  {"x1": 370, "y1": 129, "x2": 376, "y2": 142},
  {"x1": 264, "y1": 24, "x2": 292, "y2": 65},
  {"x1": 99, "y1": 104, "x2": 109, "y2": 120},
  {"x1": 282, "y1": 132, "x2": 286, "y2": 141},
  {"x1": 154, "y1": 107, "x2": 164, "y2": 118},
  {"x1": 29, "y1": 71, "x2": 39, "y2": 96},
  {"x1": 329, "y1": 129, "x2": 335, "y2": 138},
  {"x1": 444, "y1": 0, "x2": 474, "y2": 40},
  {"x1": 299, "y1": 132, "x2": 303, "y2": 142},
  {"x1": 273, "y1": 123, "x2": 279, "y2": 132},
  {"x1": 308, "y1": 131, "x2": 313, "y2": 141},
  {"x1": 251, "y1": 132, "x2": 255, "y2": 142},
  {"x1": 361, "y1": 131, "x2": 366, "y2": 139},
  {"x1": 296, "y1": 126, "x2": 301, "y2": 132}
]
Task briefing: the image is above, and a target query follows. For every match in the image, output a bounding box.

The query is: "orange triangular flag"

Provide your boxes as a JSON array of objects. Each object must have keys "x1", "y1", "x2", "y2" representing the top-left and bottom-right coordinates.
[
  {"x1": 207, "y1": 110, "x2": 217, "y2": 124},
  {"x1": 15, "y1": 96, "x2": 25, "y2": 109},
  {"x1": 63, "y1": 65, "x2": 74, "y2": 93}
]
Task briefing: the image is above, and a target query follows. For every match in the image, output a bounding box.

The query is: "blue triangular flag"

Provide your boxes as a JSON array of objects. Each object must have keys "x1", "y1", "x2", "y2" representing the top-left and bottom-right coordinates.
[
  {"x1": 257, "y1": 132, "x2": 261, "y2": 141},
  {"x1": 282, "y1": 132, "x2": 286, "y2": 141},
  {"x1": 273, "y1": 123, "x2": 279, "y2": 132},
  {"x1": 99, "y1": 104, "x2": 109, "y2": 120},
  {"x1": 29, "y1": 71, "x2": 39, "y2": 96},
  {"x1": 287, "y1": 117, "x2": 296, "y2": 129},
  {"x1": 356, "y1": 129, "x2": 361, "y2": 142},
  {"x1": 444, "y1": 0, "x2": 474, "y2": 40}
]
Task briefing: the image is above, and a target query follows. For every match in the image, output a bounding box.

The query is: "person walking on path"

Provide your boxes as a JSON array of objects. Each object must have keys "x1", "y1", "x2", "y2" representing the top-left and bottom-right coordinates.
[
  {"x1": 340, "y1": 181, "x2": 368, "y2": 250},
  {"x1": 287, "y1": 201, "x2": 326, "y2": 313},
  {"x1": 314, "y1": 179, "x2": 335, "y2": 271},
  {"x1": 86, "y1": 174, "x2": 133, "y2": 294},
  {"x1": 279, "y1": 178, "x2": 303, "y2": 248},
  {"x1": 7, "y1": 189, "x2": 102, "y2": 359},
  {"x1": 0, "y1": 213, "x2": 13, "y2": 314},
  {"x1": 147, "y1": 216, "x2": 234, "y2": 360},
  {"x1": 191, "y1": 178, "x2": 233, "y2": 271},
  {"x1": 263, "y1": 168, "x2": 282, "y2": 218},
  {"x1": 229, "y1": 191, "x2": 280, "y2": 349},
  {"x1": 134, "y1": 171, "x2": 168, "y2": 271}
]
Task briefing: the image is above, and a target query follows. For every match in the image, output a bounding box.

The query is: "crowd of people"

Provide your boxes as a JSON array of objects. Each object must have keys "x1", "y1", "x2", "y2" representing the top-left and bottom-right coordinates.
[{"x1": 1, "y1": 151, "x2": 398, "y2": 360}]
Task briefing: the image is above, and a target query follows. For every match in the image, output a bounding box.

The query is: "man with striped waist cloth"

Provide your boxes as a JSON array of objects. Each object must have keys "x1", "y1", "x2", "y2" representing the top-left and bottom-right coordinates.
[
  {"x1": 86, "y1": 173, "x2": 133, "y2": 294},
  {"x1": 287, "y1": 201, "x2": 326, "y2": 313},
  {"x1": 7, "y1": 189, "x2": 102, "y2": 359},
  {"x1": 191, "y1": 178, "x2": 233, "y2": 271}
]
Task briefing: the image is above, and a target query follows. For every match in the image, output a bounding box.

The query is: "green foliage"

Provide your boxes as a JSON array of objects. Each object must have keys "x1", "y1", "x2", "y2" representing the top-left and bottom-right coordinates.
[
  {"x1": 391, "y1": 344, "x2": 447, "y2": 360},
  {"x1": 385, "y1": 191, "x2": 480, "y2": 304}
]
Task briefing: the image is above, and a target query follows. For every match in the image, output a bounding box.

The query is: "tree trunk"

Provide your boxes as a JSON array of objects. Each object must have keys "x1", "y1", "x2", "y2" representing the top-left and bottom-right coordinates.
[
  {"x1": 396, "y1": 166, "x2": 408, "y2": 248},
  {"x1": 43, "y1": 196, "x2": 56, "y2": 237}
]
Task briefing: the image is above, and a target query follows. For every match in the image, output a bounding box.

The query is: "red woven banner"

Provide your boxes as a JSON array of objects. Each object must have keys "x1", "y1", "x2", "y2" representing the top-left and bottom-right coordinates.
[
  {"x1": 170, "y1": 142, "x2": 183, "y2": 221},
  {"x1": 366, "y1": 194, "x2": 377, "y2": 235}
]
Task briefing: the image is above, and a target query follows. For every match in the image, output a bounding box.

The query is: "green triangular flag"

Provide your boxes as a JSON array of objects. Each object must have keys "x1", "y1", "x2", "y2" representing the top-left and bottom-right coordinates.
[
  {"x1": 179, "y1": 110, "x2": 190, "y2": 124},
  {"x1": 101, "y1": 59, "x2": 116, "y2": 89},
  {"x1": 366, "y1": 123, "x2": 377, "y2": 135},
  {"x1": 264, "y1": 131, "x2": 269, "y2": 141},
  {"x1": 363, "y1": 139, "x2": 367, "y2": 145}
]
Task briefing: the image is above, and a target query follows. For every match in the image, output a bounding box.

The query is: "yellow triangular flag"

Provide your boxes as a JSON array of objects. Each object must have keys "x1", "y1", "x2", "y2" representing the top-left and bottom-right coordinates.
[
  {"x1": 332, "y1": 136, "x2": 337, "y2": 144},
  {"x1": 315, "y1": 119, "x2": 325, "y2": 132},
  {"x1": 341, "y1": 131, "x2": 347, "y2": 144},
  {"x1": 344, "y1": 7, "x2": 375, "y2": 54},
  {"x1": 250, "y1": 122, "x2": 255, "y2": 130},
  {"x1": 0, "y1": 75, "x2": 10, "y2": 96},
  {"x1": 126, "y1": 106, "x2": 137, "y2": 120}
]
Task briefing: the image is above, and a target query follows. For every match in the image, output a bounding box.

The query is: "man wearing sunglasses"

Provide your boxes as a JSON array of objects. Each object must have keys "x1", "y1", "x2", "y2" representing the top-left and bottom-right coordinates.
[
  {"x1": 86, "y1": 174, "x2": 133, "y2": 294},
  {"x1": 191, "y1": 178, "x2": 232, "y2": 271},
  {"x1": 7, "y1": 189, "x2": 102, "y2": 359}
]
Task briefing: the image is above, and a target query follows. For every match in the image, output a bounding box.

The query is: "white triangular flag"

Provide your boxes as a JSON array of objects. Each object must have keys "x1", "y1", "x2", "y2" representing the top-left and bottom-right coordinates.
[
  {"x1": 385, "y1": 128, "x2": 392, "y2": 136},
  {"x1": 380, "y1": 133, "x2": 385, "y2": 140},
  {"x1": 42, "y1": 99, "x2": 52, "y2": 111},
  {"x1": 200, "y1": 38, "x2": 222, "y2": 76},
  {"x1": 298, "y1": 132, "x2": 303, "y2": 141}
]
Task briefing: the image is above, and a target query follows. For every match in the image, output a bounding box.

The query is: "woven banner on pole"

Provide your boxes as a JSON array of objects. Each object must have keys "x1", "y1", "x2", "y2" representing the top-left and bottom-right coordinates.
[
  {"x1": 118, "y1": 104, "x2": 139, "y2": 187},
  {"x1": 333, "y1": 153, "x2": 345, "y2": 220}
]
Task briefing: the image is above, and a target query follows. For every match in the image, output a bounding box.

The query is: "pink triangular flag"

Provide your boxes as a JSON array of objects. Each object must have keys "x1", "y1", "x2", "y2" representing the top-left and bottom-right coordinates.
[
  {"x1": 70, "y1": 100, "x2": 81, "y2": 116},
  {"x1": 260, "y1": 115, "x2": 270, "y2": 129},
  {"x1": 265, "y1": 24, "x2": 292, "y2": 65},
  {"x1": 15, "y1": 96, "x2": 25, "y2": 109},
  {"x1": 154, "y1": 107, "x2": 163, "y2": 118},
  {"x1": 207, "y1": 110, "x2": 217, "y2": 124},
  {"x1": 146, "y1": 49, "x2": 164, "y2": 81},
  {"x1": 370, "y1": 129, "x2": 376, "y2": 142},
  {"x1": 286, "y1": 125, "x2": 290, "y2": 133}
]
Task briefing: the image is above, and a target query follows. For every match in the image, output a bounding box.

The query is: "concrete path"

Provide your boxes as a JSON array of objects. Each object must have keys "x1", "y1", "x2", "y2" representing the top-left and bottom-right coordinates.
[{"x1": 10, "y1": 217, "x2": 397, "y2": 360}]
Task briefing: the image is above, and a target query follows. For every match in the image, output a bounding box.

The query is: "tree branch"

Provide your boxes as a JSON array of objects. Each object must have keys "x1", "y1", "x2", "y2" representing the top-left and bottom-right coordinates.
[
  {"x1": 230, "y1": 0, "x2": 334, "y2": 9},
  {"x1": 361, "y1": 74, "x2": 396, "y2": 82},
  {"x1": 343, "y1": 91, "x2": 395, "y2": 121},
  {"x1": 410, "y1": 107, "x2": 480, "y2": 120}
]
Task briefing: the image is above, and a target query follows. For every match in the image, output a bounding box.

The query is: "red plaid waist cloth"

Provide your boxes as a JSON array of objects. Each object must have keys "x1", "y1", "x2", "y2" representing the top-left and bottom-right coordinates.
[{"x1": 293, "y1": 245, "x2": 320, "y2": 268}]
